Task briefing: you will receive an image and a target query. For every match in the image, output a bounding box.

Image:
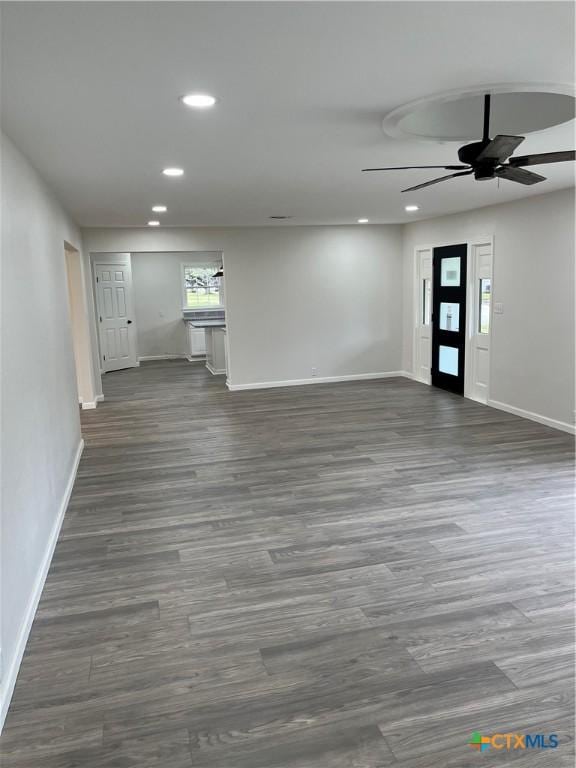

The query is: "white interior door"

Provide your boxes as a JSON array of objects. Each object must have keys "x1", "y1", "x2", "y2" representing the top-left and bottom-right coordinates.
[
  {"x1": 94, "y1": 255, "x2": 137, "y2": 372},
  {"x1": 414, "y1": 247, "x2": 433, "y2": 384},
  {"x1": 466, "y1": 239, "x2": 493, "y2": 403}
]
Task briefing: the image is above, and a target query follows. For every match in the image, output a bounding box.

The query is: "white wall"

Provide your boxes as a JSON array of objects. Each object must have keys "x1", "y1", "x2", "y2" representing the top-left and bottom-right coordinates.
[
  {"x1": 131, "y1": 251, "x2": 221, "y2": 359},
  {"x1": 402, "y1": 188, "x2": 575, "y2": 430},
  {"x1": 0, "y1": 134, "x2": 92, "y2": 728},
  {"x1": 83, "y1": 226, "x2": 405, "y2": 385}
]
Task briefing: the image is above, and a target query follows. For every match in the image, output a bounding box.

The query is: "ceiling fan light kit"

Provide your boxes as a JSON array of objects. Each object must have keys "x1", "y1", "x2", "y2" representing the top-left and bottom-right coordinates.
[{"x1": 364, "y1": 93, "x2": 575, "y2": 193}]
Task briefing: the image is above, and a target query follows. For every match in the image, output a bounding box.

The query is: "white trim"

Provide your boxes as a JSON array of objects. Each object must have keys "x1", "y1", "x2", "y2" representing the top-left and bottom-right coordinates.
[
  {"x1": 398, "y1": 373, "x2": 573, "y2": 435},
  {"x1": 181, "y1": 307, "x2": 224, "y2": 313},
  {"x1": 0, "y1": 439, "x2": 84, "y2": 733},
  {"x1": 487, "y1": 399, "x2": 575, "y2": 436},
  {"x1": 227, "y1": 372, "x2": 574, "y2": 434},
  {"x1": 81, "y1": 393, "x2": 103, "y2": 409},
  {"x1": 412, "y1": 245, "x2": 433, "y2": 385},
  {"x1": 227, "y1": 371, "x2": 405, "y2": 391},
  {"x1": 206, "y1": 362, "x2": 226, "y2": 376},
  {"x1": 137, "y1": 354, "x2": 188, "y2": 362},
  {"x1": 464, "y1": 236, "x2": 494, "y2": 403},
  {"x1": 400, "y1": 370, "x2": 424, "y2": 382}
]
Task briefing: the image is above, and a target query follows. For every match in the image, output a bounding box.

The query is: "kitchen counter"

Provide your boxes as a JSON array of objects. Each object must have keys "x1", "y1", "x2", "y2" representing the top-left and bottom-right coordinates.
[
  {"x1": 186, "y1": 319, "x2": 226, "y2": 328},
  {"x1": 204, "y1": 326, "x2": 227, "y2": 375},
  {"x1": 184, "y1": 316, "x2": 227, "y2": 375}
]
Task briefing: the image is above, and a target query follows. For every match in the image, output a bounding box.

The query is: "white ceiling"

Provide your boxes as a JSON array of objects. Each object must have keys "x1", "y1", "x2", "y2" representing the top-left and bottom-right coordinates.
[{"x1": 2, "y1": 1, "x2": 575, "y2": 227}]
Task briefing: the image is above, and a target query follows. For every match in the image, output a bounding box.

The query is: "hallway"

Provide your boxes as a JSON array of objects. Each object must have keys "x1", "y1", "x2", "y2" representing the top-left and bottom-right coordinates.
[{"x1": 1, "y1": 360, "x2": 574, "y2": 767}]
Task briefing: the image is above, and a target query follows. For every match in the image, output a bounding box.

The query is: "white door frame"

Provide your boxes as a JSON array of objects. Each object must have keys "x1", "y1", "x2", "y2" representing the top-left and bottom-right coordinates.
[
  {"x1": 412, "y1": 236, "x2": 494, "y2": 401},
  {"x1": 465, "y1": 236, "x2": 494, "y2": 403},
  {"x1": 412, "y1": 246, "x2": 433, "y2": 384},
  {"x1": 64, "y1": 242, "x2": 100, "y2": 407},
  {"x1": 92, "y1": 253, "x2": 138, "y2": 372}
]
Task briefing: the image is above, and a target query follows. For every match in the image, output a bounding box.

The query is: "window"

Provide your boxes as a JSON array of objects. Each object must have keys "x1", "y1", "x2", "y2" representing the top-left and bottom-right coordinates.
[
  {"x1": 439, "y1": 345, "x2": 459, "y2": 376},
  {"x1": 182, "y1": 265, "x2": 222, "y2": 309},
  {"x1": 422, "y1": 278, "x2": 431, "y2": 325},
  {"x1": 440, "y1": 256, "x2": 461, "y2": 287},
  {"x1": 439, "y1": 302, "x2": 459, "y2": 332},
  {"x1": 479, "y1": 278, "x2": 491, "y2": 334}
]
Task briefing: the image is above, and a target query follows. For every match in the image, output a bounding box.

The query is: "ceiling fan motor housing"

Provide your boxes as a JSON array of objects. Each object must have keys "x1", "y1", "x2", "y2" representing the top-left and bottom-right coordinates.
[
  {"x1": 457, "y1": 141, "x2": 486, "y2": 165},
  {"x1": 458, "y1": 140, "x2": 498, "y2": 180}
]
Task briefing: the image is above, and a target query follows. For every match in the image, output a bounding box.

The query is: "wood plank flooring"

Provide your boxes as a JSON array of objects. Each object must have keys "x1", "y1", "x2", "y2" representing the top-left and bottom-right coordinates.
[{"x1": 1, "y1": 360, "x2": 574, "y2": 767}]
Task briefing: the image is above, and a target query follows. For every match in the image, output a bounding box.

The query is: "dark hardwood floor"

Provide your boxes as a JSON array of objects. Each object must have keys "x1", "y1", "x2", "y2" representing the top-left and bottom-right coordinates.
[{"x1": 1, "y1": 360, "x2": 574, "y2": 767}]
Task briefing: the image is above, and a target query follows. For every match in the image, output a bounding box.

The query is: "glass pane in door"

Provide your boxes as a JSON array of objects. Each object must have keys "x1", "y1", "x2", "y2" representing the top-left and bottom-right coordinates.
[
  {"x1": 439, "y1": 302, "x2": 459, "y2": 332},
  {"x1": 479, "y1": 278, "x2": 491, "y2": 334},
  {"x1": 422, "y1": 278, "x2": 431, "y2": 325},
  {"x1": 439, "y1": 345, "x2": 459, "y2": 376},
  {"x1": 441, "y1": 257, "x2": 461, "y2": 287}
]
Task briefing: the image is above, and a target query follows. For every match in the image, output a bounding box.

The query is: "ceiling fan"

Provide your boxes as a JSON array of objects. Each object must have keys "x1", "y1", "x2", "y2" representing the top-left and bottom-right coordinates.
[{"x1": 363, "y1": 94, "x2": 575, "y2": 192}]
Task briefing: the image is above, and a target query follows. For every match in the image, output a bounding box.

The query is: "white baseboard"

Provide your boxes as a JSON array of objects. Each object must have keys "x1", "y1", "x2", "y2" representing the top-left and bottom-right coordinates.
[
  {"x1": 401, "y1": 371, "x2": 572, "y2": 435},
  {"x1": 81, "y1": 393, "x2": 104, "y2": 409},
  {"x1": 227, "y1": 371, "x2": 405, "y2": 391},
  {"x1": 0, "y1": 438, "x2": 84, "y2": 733},
  {"x1": 399, "y1": 370, "x2": 428, "y2": 383},
  {"x1": 80, "y1": 393, "x2": 104, "y2": 410},
  {"x1": 402, "y1": 371, "x2": 573, "y2": 435},
  {"x1": 206, "y1": 362, "x2": 226, "y2": 376},
  {"x1": 487, "y1": 399, "x2": 575, "y2": 435},
  {"x1": 225, "y1": 371, "x2": 573, "y2": 435},
  {"x1": 138, "y1": 354, "x2": 188, "y2": 362}
]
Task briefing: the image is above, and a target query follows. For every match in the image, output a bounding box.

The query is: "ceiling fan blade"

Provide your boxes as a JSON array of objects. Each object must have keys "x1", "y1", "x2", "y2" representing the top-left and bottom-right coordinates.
[
  {"x1": 401, "y1": 170, "x2": 474, "y2": 193},
  {"x1": 363, "y1": 165, "x2": 468, "y2": 172},
  {"x1": 495, "y1": 166, "x2": 546, "y2": 185},
  {"x1": 509, "y1": 150, "x2": 576, "y2": 167},
  {"x1": 476, "y1": 135, "x2": 525, "y2": 164}
]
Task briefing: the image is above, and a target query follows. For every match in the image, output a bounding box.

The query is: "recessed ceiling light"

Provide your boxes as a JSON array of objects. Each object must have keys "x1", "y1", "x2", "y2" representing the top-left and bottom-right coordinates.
[
  {"x1": 405, "y1": 205, "x2": 420, "y2": 212},
  {"x1": 357, "y1": 218, "x2": 369, "y2": 224},
  {"x1": 152, "y1": 205, "x2": 167, "y2": 213},
  {"x1": 180, "y1": 93, "x2": 216, "y2": 108},
  {"x1": 148, "y1": 220, "x2": 160, "y2": 227},
  {"x1": 162, "y1": 167, "x2": 184, "y2": 177}
]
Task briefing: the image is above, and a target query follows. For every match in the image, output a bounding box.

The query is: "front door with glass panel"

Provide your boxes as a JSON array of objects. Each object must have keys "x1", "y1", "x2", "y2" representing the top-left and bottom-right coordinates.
[{"x1": 431, "y1": 244, "x2": 467, "y2": 395}]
